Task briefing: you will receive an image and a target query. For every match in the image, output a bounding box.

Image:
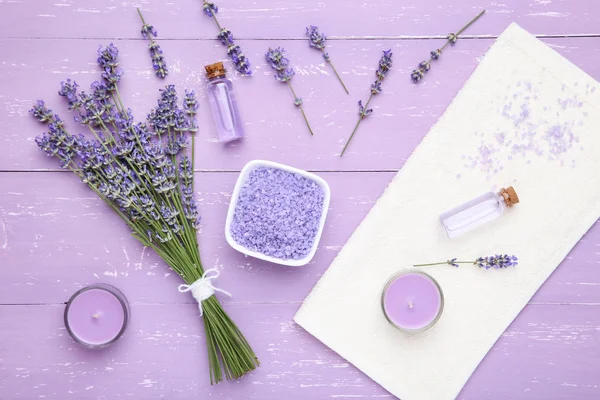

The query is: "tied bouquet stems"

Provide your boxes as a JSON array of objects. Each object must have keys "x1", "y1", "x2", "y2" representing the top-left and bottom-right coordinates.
[{"x1": 31, "y1": 43, "x2": 259, "y2": 384}]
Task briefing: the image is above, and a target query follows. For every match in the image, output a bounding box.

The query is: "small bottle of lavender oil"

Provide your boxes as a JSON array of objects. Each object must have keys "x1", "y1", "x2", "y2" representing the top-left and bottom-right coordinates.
[
  {"x1": 205, "y1": 62, "x2": 245, "y2": 142},
  {"x1": 440, "y1": 186, "x2": 520, "y2": 238}
]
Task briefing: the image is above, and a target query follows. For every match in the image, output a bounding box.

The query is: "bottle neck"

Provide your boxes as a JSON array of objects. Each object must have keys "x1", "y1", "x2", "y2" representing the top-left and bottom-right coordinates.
[{"x1": 208, "y1": 74, "x2": 227, "y2": 81}]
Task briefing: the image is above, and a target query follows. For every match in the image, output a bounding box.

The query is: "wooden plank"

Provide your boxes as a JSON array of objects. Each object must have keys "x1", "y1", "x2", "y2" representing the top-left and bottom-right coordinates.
[
  {"x1": 0, "y1": 303, "x2": 599, "y2": 399},
  {"x1": 3, "y1": 38, "x2": 600, "y2": 172},
  {"x1": 0, "y1": 0, "x2": 598, "y2": 39},
  {"x1": 1, "y1": 171, "x2": 599, "y2": 306}
]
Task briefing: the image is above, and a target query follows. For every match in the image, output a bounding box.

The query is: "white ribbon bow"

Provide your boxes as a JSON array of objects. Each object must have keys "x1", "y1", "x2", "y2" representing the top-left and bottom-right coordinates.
[{"x1": 177, "y1": 268, "x2": 232, "y2": 316}]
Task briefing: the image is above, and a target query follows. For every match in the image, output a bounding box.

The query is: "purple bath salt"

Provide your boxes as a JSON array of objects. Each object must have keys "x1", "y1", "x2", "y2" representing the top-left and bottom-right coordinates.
[{"x1": 230, "y1": 166, "x2": 325, "y2": 260}]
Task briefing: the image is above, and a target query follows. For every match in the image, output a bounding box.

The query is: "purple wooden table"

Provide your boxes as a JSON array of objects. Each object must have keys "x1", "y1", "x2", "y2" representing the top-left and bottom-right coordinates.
[{"x1": 1, "y1": 1, "x2": 600, "y2": 399}]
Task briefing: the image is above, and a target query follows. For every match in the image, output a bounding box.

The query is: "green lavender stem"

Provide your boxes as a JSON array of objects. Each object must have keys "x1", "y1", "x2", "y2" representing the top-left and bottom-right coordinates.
[
  {"x1": 414, "y1": 261, "x2": 474, "y2": 267},
  {"x1": 287, "y1": 81, "x2": 314, "y2": 136},
  {"x1": 340, "y1": 93, "x2": 373, "y2": 157},
  {"x1": 456, "y1": 10, "x2": 486, "y2": 37},
  {"x1": 323, "y1": 50, "x2": 349, "y2": 94}
]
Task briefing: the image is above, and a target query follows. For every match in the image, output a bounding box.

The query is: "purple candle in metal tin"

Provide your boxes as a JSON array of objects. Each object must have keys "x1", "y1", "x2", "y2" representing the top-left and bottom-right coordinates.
[
  {"x1": 382, "y1": 271, "x2": 444, "y2": 332},
  {"x1": 64, "y1": 284, "x2": 129, "y2": 348}
]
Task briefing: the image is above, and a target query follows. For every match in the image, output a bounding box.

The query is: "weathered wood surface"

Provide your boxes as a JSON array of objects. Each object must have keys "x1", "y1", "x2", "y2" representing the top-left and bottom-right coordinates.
[
  {"x1": 1, "y1": 303, "x2": 600, "y2": 399},
  {"x1": 3, "y1": 38, "x2": 600, "y2": 171},
  {"x1": 0, "y1": 0, "x2": 598, "y2": 39},
  {"x1": 1, "y1": 0, "x2": 600, "y2": 399}
]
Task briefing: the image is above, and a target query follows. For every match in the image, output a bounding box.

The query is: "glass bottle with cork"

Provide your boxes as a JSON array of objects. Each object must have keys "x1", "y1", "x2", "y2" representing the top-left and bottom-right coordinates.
[
  {"x1": 205, "y1": 61, "x2": 245, "y2": 142},
  {"x1": 440, "y1": 186, "x2": 520, "y2": 238}
]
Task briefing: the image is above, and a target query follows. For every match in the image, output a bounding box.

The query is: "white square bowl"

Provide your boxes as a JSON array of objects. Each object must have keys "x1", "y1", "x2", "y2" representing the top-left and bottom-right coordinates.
[{"x1": 224, "y1": 160, "x2": 331, "y2": 267}]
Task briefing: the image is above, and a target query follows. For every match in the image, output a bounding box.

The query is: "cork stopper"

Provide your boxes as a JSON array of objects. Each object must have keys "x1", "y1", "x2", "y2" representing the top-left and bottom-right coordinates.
[
  {"x1": 205, "y1": 62, "x2": 226, "y2": 79},
  {"x1": 499, "y1": 186, "x2": 519, "y2": 207}
]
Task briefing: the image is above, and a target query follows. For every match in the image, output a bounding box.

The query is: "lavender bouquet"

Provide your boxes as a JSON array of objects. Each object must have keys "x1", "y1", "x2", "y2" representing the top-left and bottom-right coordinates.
[{"x1": 31, "y1": 44, "x2": 258, "y2": 384}]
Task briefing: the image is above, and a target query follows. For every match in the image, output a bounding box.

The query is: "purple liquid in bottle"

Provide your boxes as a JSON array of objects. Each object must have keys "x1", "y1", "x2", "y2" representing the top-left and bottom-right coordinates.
[{"x1": 205, "y1": 62, "x2": 245, "y2": 143}]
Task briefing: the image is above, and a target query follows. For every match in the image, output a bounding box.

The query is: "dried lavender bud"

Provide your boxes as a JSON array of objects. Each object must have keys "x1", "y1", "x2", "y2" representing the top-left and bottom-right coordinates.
[
  {"x1": 227, "y1": 44, "x2": 252, "y2": 76},
  {"x1": 430, "y1": 49, "x2": 442, "y2": 60},
  {"x1": 306, "y1": 25, "x2": 326, "y2": 50},
  {"x1": 178, "y1": 156, "x2": 193, "y2": 182},
  {"x1": 370, "y1": 81, "x2": 382, "y2": 95},
  {"x1": 419, "y1": 61, "x2": 431, "y2": 72},
  {"x1": 201, "y1": 1, "x2": 252, "y2": 76},
  {"x1": 217, "y1": 28, "x2": 234, "y2": 45},
  {"x1": 447, "y1": 33, "x2": 458, "y2": 45},
  {"x1": 203, "y1": 1, "x2": 218, "y2": 17},
  {"x1": 411, "y1": 69, "x2": 424, "y2": 83},
  {"x1": 97, "y1": 44, "x2": 122, "y2": 92},
  {"x1": 29, "y1": 100, "x2": 55, "y2": 123},
  {"x1": 58, "y1": 79, "x2": 81, "y2": 110},
  {"x1": 141, "y1": 23, "x2": 157, "y2": 39},
  {"x1": 358, "y1": 100, "x2": 373, "y2": 119}
]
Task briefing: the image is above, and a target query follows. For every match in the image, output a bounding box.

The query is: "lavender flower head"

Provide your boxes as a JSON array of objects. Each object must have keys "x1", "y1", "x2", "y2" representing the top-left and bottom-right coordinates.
[
  {"x1": 306, "y1": 25, "x2": 326, "y2": 51},
  {"x1": 265, "y1": 47, "x2": 295, "y2": 83},
  {"x1": 202, "y1": 1, "x2": 252, "y2": 76},
  {"x1": 476, "y1": 254, "x2": 518, "y2": 269},
  {"x1": 137, "y1": 8, "x2": 168, "y2": 79},
  {"x1": 58, "y1": 79, "x2": 81, "y2": 110},
  {"x1": 30, "y1": 100, "x2": 55, "y2": 123},
  {"x1": 97, "y1": 43, "x2": 122, "y2": 92}
]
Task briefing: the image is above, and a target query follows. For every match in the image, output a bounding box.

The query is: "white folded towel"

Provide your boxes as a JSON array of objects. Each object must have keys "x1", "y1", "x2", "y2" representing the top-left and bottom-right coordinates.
[{"x1": 295, "y1": 23, "x2": 600, "y2": 400}]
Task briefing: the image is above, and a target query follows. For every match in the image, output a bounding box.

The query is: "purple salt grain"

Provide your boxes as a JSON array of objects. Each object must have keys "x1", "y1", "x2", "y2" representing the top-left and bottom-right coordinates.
[{"x1": 230, "y1": 166, "x2": 325, "y2": 260}]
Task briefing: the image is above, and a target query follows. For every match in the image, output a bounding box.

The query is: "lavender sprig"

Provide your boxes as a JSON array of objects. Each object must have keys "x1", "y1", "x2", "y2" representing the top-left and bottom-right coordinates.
[
  {"x1": 414, "y1": 254, "x2": 518, "y2": 269},
  {"x1": 266, "y1": 47, "x2": 314, "y2": 136},
  {"x1": 202, "y1": 1, "x2": 251, "y2": 76},
  {"x1": 340, "y1": 49, "x2": 392, "y2": 156},
  {"x1": 136, "y1": 8, "x2": 168, "y2": 79},
  {"x1": 306, "y1": 25, "x2": 349, "y2": 94},
  {"x1": 411, "y1": 10, "x2": 485, "y2": 83}
]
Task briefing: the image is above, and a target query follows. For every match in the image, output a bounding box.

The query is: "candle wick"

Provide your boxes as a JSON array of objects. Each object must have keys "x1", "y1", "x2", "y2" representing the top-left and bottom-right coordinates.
[
  {"x1": 408, "y1": 301, "x2": 414, "y2": 309},
  {"x1": 92, "y1": 313, "x2": 100, "y2": 319}
]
